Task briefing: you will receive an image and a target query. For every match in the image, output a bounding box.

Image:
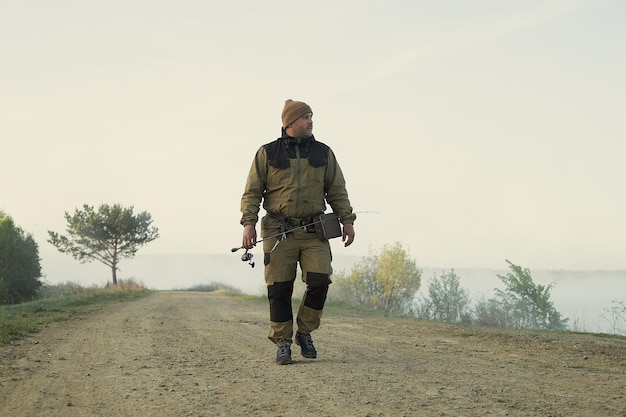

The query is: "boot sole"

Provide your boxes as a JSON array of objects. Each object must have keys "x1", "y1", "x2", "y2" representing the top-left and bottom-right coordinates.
[{"x1": 276, "y1": 356, "x2": 293, "y2": 365}]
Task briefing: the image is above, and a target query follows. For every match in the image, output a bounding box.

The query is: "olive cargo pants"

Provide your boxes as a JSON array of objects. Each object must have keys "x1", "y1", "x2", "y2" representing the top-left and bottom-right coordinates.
[{"x1": 262, "y1": 222, "x2": 332, "y2": 346}]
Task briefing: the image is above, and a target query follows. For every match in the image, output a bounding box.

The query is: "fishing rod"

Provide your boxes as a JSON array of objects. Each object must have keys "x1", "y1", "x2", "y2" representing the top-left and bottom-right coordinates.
[{"x1": 231, "y1": 211, "x2": 379, "y2": 268}]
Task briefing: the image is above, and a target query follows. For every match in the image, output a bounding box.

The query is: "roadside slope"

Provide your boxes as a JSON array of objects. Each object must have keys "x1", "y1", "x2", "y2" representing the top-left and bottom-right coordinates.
[{"x1": 1, "y1": 291, "x2": 624, "y2": 416}]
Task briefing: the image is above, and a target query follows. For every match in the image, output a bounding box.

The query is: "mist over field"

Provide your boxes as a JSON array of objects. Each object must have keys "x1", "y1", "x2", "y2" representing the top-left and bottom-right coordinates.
[{"x1": 41, "y1": 249, "x2": 626, "y2": 335}]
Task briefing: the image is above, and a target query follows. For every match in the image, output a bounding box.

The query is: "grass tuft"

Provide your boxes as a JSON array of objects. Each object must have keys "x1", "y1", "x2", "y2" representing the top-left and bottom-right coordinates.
[{"x1": 0, "y1": 279, "x2": 151, "y2": 345}]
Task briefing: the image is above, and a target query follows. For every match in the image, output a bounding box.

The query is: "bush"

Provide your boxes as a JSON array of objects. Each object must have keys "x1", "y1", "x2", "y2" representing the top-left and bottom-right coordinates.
[
  {"x1": 473, "y1": 261, "x2": 568, "y2": 330},
  {"x1": 416, "y1": 269, "x2": 471, "y2": 323},
  {"x1": 333, "y1": 242, "x2": 421, "y2": 314},
  {"x1": 0, "y1": 211, "x2": 42, "y2": 304}
]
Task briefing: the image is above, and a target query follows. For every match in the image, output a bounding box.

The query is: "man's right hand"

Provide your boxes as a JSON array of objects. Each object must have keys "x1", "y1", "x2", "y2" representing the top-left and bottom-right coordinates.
[{"x1": 242, "y1": 224, "x2": 257, "y2": 249}]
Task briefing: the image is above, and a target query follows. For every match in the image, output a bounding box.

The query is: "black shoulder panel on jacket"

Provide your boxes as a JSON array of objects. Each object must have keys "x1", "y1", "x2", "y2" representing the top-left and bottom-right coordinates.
[
  {"x1": 264, "y1": 138, "x2": 329, "y2": 169},
  {"x1": 307, "y1": 141, "x2": 329, "y2": 167},
  {"x1": 264, "y1": 139, "x2": 289, "y2": 169}
]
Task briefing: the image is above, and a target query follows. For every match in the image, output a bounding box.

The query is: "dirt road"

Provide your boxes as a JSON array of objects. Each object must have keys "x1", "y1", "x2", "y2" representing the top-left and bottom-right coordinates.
[{"x1": 1, "y1": 291, "x2": 624, "y2": 416}]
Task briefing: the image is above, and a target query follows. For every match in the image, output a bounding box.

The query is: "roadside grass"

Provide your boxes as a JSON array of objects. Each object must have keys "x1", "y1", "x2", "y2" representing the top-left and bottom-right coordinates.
[{"x1": 0, "y1": 279, "x2": 151, "y2": 345}]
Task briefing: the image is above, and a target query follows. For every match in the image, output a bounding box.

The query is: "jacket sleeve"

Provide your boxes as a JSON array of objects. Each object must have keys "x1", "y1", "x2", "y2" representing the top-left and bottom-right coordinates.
[
  {"x1": 325, "y1": 149, "x2": 356, "y2": 224},
  {"x1": 240, "y1": 147, "x2": 267, "y2": 226}
]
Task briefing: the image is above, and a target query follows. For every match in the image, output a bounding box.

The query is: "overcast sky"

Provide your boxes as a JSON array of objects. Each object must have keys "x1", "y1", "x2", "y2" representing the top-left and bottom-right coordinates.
[{"x1": 2, "y1": 0, "x2": 625, "y2": 275}]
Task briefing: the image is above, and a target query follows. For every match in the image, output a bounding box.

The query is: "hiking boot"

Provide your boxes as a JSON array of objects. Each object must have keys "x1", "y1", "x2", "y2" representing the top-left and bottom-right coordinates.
[
  {"x1": 275, "y1": 343, "x2": 293, "y2": 365},
  {"x1": 295, "y1": 331, "x2": 317, "y2": 359}
]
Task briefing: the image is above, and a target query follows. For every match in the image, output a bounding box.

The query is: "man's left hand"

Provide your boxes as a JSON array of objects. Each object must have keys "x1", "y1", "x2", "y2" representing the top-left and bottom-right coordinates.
[{"x1": 342, "y1": 224, "x2": 355, "y2": 247}]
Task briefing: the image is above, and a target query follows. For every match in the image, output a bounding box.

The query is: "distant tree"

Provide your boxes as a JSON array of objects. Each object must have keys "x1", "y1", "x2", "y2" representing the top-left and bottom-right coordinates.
[
  {"x1": 416, "y1": 269, "x2": 471, "y2": 323},
  {"x1": 48, "y1": 204, "x2": 159, "y2": 285},
  {"x1": 0, "y1": 211, "x2": 42, "y2": 304},
  {"x1": 333, "y1": 242, "x2": 421, "y2": 314},
  {"x1": 476, "y1": 260, "x2": 568, "y2": 330}
]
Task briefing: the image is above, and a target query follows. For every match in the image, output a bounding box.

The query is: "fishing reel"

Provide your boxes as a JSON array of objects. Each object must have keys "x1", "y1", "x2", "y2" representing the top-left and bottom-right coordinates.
[
  {"x1": 240, "y1": 250, "x2": 255, "y2": 268},
  {"x1": 232, "y1": 246, "x2": 255, "y2": 268}
]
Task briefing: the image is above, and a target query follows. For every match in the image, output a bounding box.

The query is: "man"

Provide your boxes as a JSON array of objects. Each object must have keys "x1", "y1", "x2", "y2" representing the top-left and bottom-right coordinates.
[{"x1": 240, "y1": 99, "x2": 356, "y2": 365}]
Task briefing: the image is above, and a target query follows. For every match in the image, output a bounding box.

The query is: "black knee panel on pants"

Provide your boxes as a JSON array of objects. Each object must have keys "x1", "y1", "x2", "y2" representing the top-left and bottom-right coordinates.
[
  {"x1": 267, "y1": 280, "x2": 294, "y2": 323},
  {"x1": 304, "y1": 272, "x2": 331, "y2": 311}
]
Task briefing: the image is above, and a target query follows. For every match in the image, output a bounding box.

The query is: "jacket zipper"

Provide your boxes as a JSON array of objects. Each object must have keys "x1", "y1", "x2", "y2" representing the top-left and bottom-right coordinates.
[{"x1": 295, "y1": 142, "x2": 301, "y2": 215}]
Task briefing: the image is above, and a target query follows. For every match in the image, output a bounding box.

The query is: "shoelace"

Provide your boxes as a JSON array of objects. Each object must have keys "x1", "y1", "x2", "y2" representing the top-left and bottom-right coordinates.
[{"x1": 299, "y1": 334, "x2": 315, "y2": 350}]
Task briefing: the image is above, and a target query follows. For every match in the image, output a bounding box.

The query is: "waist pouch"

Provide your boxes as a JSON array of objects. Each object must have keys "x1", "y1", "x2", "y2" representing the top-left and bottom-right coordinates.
[{"x1": 314, "y1": 213, "x2": 342, "y2": 241}]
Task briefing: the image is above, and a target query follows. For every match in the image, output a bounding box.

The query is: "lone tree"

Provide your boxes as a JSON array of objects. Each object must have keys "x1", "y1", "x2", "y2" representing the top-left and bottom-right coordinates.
[
  {"x1": 48, "y1": 204, "x2": 159, "y2": 285},
  {"x1": 0, "y1": 211, "x2": 42, "y2": 304}
]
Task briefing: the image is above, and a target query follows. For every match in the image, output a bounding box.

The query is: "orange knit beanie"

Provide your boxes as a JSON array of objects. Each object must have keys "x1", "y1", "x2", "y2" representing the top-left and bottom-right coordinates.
[{"x1": 281, "y1": 99, "x2": 312, "y2": 127}]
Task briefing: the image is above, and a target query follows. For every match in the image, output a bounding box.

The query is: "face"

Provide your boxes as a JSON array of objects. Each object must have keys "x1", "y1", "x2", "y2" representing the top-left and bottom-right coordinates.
[{"x1": 288, "y1": 113, "x2": 313, "y2": 138}]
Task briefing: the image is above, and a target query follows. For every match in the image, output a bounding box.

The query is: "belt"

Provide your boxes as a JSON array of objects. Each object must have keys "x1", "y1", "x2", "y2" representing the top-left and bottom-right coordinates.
[{"x1": 266, "y1": 211, "x2": 319, "y2": 229}]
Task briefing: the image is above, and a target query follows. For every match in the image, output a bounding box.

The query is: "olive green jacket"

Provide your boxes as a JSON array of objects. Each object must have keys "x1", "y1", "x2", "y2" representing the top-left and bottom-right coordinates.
[{"x1": 240, "y1": 136, "x2": 355, "y2": 227}]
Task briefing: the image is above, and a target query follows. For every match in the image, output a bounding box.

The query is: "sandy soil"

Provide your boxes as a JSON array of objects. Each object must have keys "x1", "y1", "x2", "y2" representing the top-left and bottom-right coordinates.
[{"x1": 1, "y1": 291, "x2": 625, "y2": 417}]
